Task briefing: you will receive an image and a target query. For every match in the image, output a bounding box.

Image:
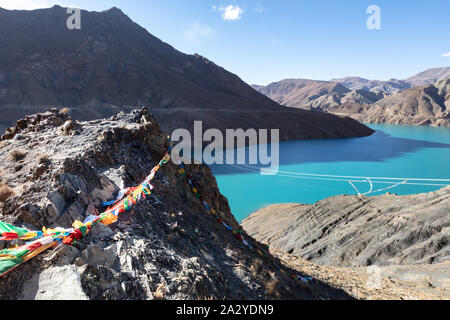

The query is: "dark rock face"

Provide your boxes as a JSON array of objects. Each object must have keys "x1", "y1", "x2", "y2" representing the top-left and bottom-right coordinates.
[
  {"x1": 242, "y1": 188, "x2": 450, "y2": 268},
  {"x1": 0, "y1": 108, "x2": 352, "y2": 300},
  {"x1": 0, "y1": 6, "x2": 374, "y2": 141}
]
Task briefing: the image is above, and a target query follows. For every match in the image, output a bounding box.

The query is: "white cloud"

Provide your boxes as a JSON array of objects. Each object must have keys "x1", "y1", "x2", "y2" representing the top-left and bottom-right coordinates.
[
  {"x1": 213, "y1": 4, "x2": 244, "y2": 21},
  {"x1": 184, "y1": 23, "x2": 214, "y2": 42},
  {"x1": 0, "y1": 0, "x2": 54, "y2": 10},
  {"x1": 442, "y1": 52, "x2": 450, "y2": 57}
]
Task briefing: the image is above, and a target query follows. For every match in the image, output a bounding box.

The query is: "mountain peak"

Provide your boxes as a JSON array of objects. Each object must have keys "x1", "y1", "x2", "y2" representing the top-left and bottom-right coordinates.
[
  {"x1": 103, "y1": 6, "x2": 126, "y2": 15},
  {"x1": 404, "y1": 67, "x2": 450, "y2": 86},
  {"x1": 0, "y1": 5, "x2": 373, "y2": 141}
]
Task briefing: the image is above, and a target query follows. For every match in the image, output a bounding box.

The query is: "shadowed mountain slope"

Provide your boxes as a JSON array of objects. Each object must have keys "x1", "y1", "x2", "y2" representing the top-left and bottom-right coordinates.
[{"x1": 0, "y1": 5, "x2": 373, "y2": 141}]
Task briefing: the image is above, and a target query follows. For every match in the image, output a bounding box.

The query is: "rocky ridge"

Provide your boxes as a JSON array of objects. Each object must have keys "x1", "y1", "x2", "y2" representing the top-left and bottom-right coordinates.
[
  {"x1": 242, "y1": 188, "x2": 450, "y2": 299},
  {"x1": 243, "y1": 188, "x2": 450, "y2": 268},
  {"x1": 0, "y1": 108, "x2": 355, "y2": 300},
  {"x1": 331, "y1": 77, "x2": 411, "y2": 93},
  {"x1": 404, "y1": 67, "x2": 450, "y2": 87}
]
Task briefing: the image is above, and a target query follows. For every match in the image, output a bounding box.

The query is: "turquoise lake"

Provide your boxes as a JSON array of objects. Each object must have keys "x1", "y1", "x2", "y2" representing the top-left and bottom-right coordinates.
[{"x1": 210, "y1": 124, "x2": 450, "y2": 223}]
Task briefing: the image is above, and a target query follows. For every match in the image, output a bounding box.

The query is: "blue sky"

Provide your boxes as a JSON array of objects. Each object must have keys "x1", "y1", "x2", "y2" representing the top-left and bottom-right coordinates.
[{"x1": 0, "y1": 0, "x2": 449, "y2": 85}]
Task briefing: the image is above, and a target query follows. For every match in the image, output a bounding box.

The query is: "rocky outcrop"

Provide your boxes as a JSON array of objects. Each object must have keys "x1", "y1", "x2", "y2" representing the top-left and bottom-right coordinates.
[
  {"x1": 0, "y1": 6, "x2": 374, "y2": 142},
  {"x1": 0, "y1": 108, "x2": 354, "y2": 300},
  {"x1": 19, "y1": 265, "x2": 89, "y2": 300},
  {"x1": 242, "y1": 187, "x2": 450, "y2": 268},
  {"x1": 243, "y1": 187, "x2": 450, "y2": 300},
  {"x1": 270, "y1": 248, "x2": 449, "y2": 300}
]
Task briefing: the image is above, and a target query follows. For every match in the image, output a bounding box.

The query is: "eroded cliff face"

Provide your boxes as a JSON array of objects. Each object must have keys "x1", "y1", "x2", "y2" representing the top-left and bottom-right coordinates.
[
  {"x1": 243, "y1": 189, "x2": 450, "y2": 268},
  {"x1": 242, "y1": 189, "x2": 450, "y2": 299},
  {"x1": 0, "y1": 108, "x2": 351, "y2": 300}
]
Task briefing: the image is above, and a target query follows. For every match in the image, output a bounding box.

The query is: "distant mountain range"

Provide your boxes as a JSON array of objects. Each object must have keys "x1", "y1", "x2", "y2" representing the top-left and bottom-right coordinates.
[
  {"x1": 331, "y1": 77, "x2": 411, "y2": 94},
  {"x1": 349, "y1": 79, "x2": 450, "y2": 126},
  {"x1": 253, "y1": 67, "x2": 450, "y2": 126},
  {"x1": 404, "y1": 67, "x2": 450, "y2": 87},
  {"x1": 0, "y1": 6, "x2": 373, "y2": 141}
]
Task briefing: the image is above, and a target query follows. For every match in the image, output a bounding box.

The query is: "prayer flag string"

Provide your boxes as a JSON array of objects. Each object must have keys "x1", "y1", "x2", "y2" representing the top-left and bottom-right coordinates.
[{"x1": 1, "y1": 142, "x2": 315, "y2": 285}]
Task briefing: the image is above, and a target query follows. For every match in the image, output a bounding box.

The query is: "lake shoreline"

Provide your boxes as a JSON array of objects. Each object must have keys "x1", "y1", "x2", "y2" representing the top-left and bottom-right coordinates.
[{"x1": 213, "y1": 124, "x2": 450, "y2": 222}]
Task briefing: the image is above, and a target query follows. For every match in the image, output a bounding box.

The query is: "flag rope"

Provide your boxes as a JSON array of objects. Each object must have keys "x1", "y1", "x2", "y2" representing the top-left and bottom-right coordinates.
[
  {"x1": 0, "y1": 152, "x2": 166, "y2": 277},
  {"x1": 0, "y1": 141, "x2": 315, "y2": 286},
  {"x1": 168, "y1": 141, "x2": 315, "y2": 284}
]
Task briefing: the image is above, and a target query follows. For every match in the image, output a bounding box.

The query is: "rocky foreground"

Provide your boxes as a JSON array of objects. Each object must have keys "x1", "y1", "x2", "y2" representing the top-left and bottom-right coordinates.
[
  {"x1": 0, "y1": 108, "x2": 361, "y2": 300},
  {"x1": 243, "y1": 189, "x2": 450, "y2": 299},
  {"x1": 1, "y1": 108, "x2": 448, "y2": 300},
  {"x1": 270, "y1": 249, "x2": 449, "y2": 300}
]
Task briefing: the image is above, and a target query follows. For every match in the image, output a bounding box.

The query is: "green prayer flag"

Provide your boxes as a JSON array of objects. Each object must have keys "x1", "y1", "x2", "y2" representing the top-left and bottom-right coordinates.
[
  {"x1": 0, "y1": 257, "x2": 24, "y2": 276},
  {"x1": 0, "y1": 247, "x2": 29, "y2": 259},
  {"x1": 0, "y1": 221, "x2": 30, "y2": 236}
]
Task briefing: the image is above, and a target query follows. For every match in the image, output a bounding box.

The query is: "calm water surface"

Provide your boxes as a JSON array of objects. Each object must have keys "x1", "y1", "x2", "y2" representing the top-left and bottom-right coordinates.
[{"x1": 211, "y1": 124, "x2": 450, "y2": 222}]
